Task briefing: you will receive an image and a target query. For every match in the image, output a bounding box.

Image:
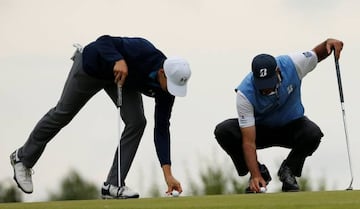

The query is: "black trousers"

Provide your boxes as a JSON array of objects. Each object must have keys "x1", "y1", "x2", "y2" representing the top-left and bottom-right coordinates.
[{"x1": 214, "y1": 116, "x2": 323, "y2": 177}]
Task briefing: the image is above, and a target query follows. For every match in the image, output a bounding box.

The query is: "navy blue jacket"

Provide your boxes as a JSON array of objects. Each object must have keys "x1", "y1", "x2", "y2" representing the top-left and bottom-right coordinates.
[{"x1": 82, "y1": 35, "x2": 174, "y2": 166}]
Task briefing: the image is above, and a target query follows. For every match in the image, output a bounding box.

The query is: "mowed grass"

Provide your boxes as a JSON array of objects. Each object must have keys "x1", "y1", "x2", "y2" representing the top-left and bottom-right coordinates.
[{"x1": 1, "y1": 190, "x2": 359, "y2": 209}]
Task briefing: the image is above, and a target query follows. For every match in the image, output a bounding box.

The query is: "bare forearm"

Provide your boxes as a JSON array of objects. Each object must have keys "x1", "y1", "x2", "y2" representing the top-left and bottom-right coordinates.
[
  {"x1": 243, "y1": 143, "x2": 261, "y2": 178},
  {"x1": 241, "y1": 126, "x2": 267, "y2": 192},
  {"x1": 312, "y1": 40, "x2": 330, "y2": 62},
  {"x1": 241, "y1": 126, "x2": 260, "y2": 177},
  {"x1": 162, "y1": 164, "x2": 172, "y2": 179}
]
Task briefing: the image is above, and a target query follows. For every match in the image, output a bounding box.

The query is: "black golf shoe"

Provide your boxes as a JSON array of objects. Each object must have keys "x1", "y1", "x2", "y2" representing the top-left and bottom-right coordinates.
[{"x1": 278, "y1": 163, "x2": 300, "y2": 192}]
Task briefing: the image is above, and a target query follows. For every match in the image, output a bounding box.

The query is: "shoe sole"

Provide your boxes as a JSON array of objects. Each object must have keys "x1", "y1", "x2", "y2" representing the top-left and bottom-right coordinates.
[
  {"x1": 282, "y1": 189, "x2": 300, "y2": 192},
  {"x1": 101, "y1": 195, "x2": 118, "y2": 199},
  {"x1": 101, "y1": 195, "x2": 139, "y2": 199}
]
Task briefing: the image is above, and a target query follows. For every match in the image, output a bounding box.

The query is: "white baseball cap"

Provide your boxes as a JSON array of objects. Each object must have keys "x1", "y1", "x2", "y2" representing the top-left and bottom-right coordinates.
[{"x1": 163, "y1": 57, "x2": 191, "y2": 97}]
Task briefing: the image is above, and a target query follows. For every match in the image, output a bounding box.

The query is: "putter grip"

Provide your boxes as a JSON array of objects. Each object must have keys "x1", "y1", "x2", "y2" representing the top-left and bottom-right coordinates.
[
  {"x1": 333, "y1": 52, "x2": 344, "y2": 103},
  {"x1": 117, "y1": 85, "x2": 122, "y2": 107}
]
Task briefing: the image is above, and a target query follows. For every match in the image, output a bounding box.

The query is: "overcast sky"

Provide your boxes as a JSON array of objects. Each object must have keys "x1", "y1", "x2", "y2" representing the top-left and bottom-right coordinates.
[{"x1": 1, "y1": 0, "x2": 359, "y2": 202}]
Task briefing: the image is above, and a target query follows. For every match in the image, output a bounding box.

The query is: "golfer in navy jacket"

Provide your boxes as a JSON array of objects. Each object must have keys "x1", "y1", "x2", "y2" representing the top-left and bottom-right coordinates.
[{"x1": 10, "y1": 35, "x2": 191, "y2": 198}]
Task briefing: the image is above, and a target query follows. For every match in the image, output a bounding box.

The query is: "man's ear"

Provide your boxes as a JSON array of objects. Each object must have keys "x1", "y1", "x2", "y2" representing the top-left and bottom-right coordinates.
[
  {"x1": 157, "y1": 68, "x2": 166, "y2": 81},
  {"x1": 159, "y1": 68, "x2": 166, "y2": 77}
]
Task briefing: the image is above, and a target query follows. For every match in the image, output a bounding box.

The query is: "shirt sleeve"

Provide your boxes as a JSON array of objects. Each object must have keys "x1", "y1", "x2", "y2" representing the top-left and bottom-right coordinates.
[
  {"x1": 154, "y1": 92, "x2": 175, "y2": 166},
  {"x1": 288, "y1": 51, "x2": 318, "y2": 80},
  {"x1": 236, "y1": 91, "x2": 255, "y2": 128}
]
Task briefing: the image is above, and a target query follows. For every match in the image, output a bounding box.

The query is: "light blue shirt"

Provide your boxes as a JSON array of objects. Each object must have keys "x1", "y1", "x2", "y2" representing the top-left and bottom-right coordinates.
[{"x1": 237, "y1": 55, "x2": 304, "y2": 127}]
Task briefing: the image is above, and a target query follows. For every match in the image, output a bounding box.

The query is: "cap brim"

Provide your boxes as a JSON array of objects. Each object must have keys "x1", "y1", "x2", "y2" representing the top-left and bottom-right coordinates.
[
  {"x1": 253, "y1": 75, "x2": 277, "y2": 90},
  {"x1": 167, "y1": 80, "x2": 187, "y2": 97}
]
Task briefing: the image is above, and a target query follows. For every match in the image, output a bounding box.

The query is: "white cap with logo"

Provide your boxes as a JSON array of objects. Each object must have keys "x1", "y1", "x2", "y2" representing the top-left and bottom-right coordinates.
[{"x1": 163, "y1": 56, "x2": 191, "y2": 97}]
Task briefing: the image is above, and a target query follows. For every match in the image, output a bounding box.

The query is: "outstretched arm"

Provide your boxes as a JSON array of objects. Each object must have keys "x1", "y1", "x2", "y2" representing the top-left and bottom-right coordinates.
[
  {"x1": 312, "y1": 38, "x2": 344, "y2": 62},
  {"x1": 241, "y1": 126, "x2": 267, "y2": 193}
]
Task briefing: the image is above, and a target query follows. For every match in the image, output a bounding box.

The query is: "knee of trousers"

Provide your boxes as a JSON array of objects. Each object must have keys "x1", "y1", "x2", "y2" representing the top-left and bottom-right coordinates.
[
  {"x1": 297, "y1": 128, "x2": 323, "y2": 156},
  {"x1": 214, "y1": 119, "x2": 240, "y2": 146},
  {"x1": 128, "y1": 116, "x2": 147, "y2": 131},
  {"x1": 214, "y1": 121, "x2": 229, "y2": 143}
]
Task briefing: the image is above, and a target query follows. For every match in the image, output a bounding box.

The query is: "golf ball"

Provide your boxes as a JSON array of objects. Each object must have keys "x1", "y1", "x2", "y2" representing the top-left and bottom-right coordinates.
[
  {"x1": 260, "y1": 187, "x2": 267, "y2": 193},
  {"x1": 171, "y1": 190, "x2": 179, "y2": 197}
]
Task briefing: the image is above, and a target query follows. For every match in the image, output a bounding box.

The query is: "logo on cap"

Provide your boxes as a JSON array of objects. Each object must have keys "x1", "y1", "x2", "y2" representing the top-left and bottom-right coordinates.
[
  {"x1": 179, "y1": 77, "x2": 188, "y2": 85},
  {"x1": 259, "y1": 68, "x2": 268, "y2": 78}
]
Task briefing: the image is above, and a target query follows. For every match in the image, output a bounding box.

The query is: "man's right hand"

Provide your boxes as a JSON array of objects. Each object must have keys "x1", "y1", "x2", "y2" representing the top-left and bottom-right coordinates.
[
  {"x1": 249, "y1": 176, "x2": 267, "y2": 193},
  {"x1": 113, "y1": 59, "x2": 128, "y2": 86}
]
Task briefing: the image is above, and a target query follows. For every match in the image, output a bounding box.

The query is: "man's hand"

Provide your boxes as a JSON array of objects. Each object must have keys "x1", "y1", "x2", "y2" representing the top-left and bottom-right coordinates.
[
  {"x1": 249, "y1": 176, "x2": 267, "y2": 193},
  {"x1": 165, "y1": 175, "x2": 182, "y2": 195},
  {"x1": 314, "y1": 38, "x2": 344, "y2": 62},
  {"x1": 113, "y1": 59, "x2": 128, "y2": 86},
  {"x1": 162, "y1": 165, "x2": 183, "y2": 195},
  {"x1": 325, "y1": 38, "x2": 344, "y2": 60}
]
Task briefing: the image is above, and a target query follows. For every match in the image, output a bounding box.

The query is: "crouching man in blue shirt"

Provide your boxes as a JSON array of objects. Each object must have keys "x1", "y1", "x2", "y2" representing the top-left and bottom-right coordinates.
[
  {"x1": 214, "y1": 38, "x2": 343, "y2": 193},
  {"x1": 10, "y1": 35, "x2": 191, "y2": 199}
]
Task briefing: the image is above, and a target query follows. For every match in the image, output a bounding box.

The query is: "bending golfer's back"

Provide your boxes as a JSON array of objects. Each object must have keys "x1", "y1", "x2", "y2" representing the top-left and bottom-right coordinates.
[{"x1": 10, "y1": 35, "x2": 191, "y2": 199}]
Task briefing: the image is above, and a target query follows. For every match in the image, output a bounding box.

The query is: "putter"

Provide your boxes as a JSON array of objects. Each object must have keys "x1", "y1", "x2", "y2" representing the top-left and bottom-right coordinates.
[
  {"x1": 333, "y1": 52, "x2": 354, "y2": 190},
  {"x1": 117, "y1": 84, "x2": 123, "y2": 188}
]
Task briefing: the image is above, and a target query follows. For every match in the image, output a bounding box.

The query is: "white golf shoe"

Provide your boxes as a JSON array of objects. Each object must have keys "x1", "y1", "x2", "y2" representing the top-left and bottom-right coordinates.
[
  {"x1": 101, "y1": 182, "x2": 139, "y2": 199},
  {"x1": 10, "y1": 150, "x2": 34, "y2": 194}
]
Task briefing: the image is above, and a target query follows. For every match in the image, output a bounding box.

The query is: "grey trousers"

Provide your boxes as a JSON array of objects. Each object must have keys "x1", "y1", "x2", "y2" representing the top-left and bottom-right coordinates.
[{"x1": 18, "y1": 50, "x2": 146, "y2": 187}]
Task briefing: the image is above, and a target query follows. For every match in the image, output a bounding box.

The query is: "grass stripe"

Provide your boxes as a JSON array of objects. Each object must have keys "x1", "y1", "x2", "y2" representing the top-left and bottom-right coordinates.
[{"x1": 0, "y1": 190, "x2": 359, "y2": 209}]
